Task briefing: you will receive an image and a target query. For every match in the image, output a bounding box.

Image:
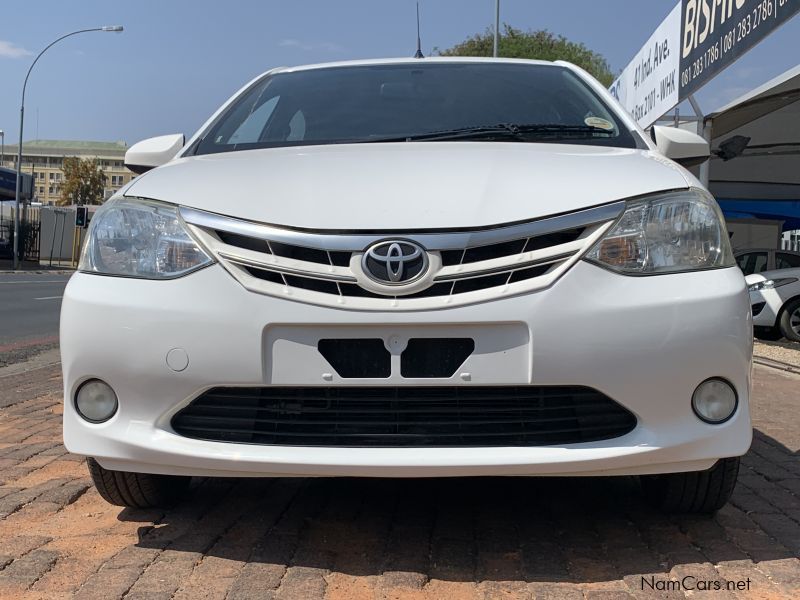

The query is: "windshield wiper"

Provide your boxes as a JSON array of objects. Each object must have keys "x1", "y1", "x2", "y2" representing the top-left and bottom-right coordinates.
[
  {"x1": 354, "y1": 124, "x2": 523, "y2": 143},
  {"x1": 354, "y1": 123, "x2": 615, "y2": 144},
  {"x1": 509, "y1": 123, "x2": 615, "y2": 137}
]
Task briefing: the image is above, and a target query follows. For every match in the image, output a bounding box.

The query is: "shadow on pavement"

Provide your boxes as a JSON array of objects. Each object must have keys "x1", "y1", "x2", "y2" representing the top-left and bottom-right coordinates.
[{"x1": 116, "y1": 428, "x2": 798, "y2": 585}]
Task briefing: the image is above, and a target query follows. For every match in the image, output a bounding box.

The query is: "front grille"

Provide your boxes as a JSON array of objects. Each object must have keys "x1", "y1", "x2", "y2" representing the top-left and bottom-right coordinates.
[
  {"x1": 439, "y1": 227, "x2": 585, "y2": 266},
  {"x1": 222, "y1": 226, "x2": 576, "y2": 298},
  {"x1": 216, "y1": 230, "x2": 351, "y2": 266},
  {"x1": 171, "y1": 386, "x2": 637, "y2": 447},
  {"x1": 181, "y1": 202, "x2": 623, "y2": 310}
]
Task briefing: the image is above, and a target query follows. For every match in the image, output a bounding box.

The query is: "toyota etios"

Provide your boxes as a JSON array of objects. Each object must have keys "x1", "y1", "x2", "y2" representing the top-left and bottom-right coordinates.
[{"x1": 61, "y1": 58, "x2": 751, "y2": 512}]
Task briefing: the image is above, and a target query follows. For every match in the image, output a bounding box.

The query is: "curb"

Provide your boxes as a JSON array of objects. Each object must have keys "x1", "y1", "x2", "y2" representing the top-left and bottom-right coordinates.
[{"x1": 753, "y1": 355, "x2": 800, "y2": 375}]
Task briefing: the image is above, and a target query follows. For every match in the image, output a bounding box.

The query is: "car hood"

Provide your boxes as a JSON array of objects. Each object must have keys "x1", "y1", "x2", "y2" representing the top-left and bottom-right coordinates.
[{"x1": 125, "y1": 142, "x2": 691, "y2": 230}]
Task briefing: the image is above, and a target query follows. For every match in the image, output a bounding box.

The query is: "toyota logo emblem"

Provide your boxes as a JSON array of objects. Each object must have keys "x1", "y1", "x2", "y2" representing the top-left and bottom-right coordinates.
[{"x1": 362, "y1": 240, "x2": 429, "y2": 285}]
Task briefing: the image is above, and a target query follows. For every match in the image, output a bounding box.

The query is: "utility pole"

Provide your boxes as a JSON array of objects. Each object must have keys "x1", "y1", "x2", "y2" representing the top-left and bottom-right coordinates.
[
  {"x1": 493, "y1": 0, "x2": 500, "y2": 57},
  {"x1": 13, "y1": 25, "x2": 123, "y2": 269},
  {"x1": 0, "y1": 130, "x2": 4, "y2": 228}
]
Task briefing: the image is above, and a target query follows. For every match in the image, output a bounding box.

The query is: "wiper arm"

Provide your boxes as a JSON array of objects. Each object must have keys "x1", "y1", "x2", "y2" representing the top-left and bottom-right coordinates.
[
  {"x1": 510, "y1": 123, "x2": 615, "y2": 137},
  {"x1": 353, "y1": 122, "x2": 615, "y2": 144},
  {"x1": 355, "y1": 124, "x2": 525, "y2": 144}
]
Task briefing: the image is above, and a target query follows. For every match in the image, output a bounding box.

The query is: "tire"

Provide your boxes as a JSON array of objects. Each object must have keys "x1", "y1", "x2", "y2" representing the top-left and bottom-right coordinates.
[
  {"x1": 753, "y1": 326, "x2": 783, "y2": 341},
  {"x1": 778, "y1": 298, "x2": 800, "y2": 343},
  {"x1": 640, "y1": 457, "x2": 740, "y2": 514},
  {"x1": 86, "y1": 457, "x2": 191, "y2": 508}
]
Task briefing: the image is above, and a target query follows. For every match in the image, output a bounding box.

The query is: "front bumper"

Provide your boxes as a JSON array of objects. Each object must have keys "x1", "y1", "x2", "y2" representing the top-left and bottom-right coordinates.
[
  {"x1": 61, "y1": 262, "x2": 753, "y2": 477},
  {"x1": 750, "y1": 288, "x2": 782, "y2": 328}
]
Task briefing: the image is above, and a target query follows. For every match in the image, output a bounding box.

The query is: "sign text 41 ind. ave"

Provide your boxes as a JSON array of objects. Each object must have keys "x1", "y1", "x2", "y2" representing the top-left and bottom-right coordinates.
[
  {"x1": 609, "y1": 4, "x2": 681, "y2": 129},
  {"x1": 611, "y1": 0, "x2": 800, "y2": 128}
]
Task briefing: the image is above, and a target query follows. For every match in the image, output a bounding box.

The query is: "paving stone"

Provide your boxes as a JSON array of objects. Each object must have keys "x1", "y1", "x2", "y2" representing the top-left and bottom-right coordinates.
[
  {"x1": 0, "y1": 549, "x2": 60, "y2": 588},
  {"x1": 0, "y1": 356, "x2": 799, "y2": 599}
]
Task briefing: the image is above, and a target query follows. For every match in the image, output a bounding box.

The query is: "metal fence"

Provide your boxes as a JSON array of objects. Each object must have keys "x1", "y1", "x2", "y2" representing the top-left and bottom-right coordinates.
[
  {"x1": 0, "y1": 212, "x2": 11, "y2": 260},
  {"x1": 0, "y1": 204, "x2": 89, "y2": 266},
  {"x1": 0, "y1": 204, "x2": 40, "y2": 262}
]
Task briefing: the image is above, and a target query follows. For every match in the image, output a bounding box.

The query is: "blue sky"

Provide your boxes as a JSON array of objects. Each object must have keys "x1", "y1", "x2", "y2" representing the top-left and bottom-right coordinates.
[{"x1": 1, "y1": 0, "x2": 798, "y2": 145}]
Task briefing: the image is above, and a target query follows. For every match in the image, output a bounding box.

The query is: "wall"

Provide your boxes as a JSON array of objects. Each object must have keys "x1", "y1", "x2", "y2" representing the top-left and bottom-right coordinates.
[
  {"x1": 727, "y1": 219, "x2": 784, "y2": 251},
  {"x1": 39, "y1": 207, "x2": 88, "y2": 263}
]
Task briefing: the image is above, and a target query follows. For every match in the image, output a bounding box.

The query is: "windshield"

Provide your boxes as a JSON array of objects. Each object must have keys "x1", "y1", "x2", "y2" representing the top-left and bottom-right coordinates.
[{"x1": 193, "y1": 62, "x2": 638, "y2": 155}]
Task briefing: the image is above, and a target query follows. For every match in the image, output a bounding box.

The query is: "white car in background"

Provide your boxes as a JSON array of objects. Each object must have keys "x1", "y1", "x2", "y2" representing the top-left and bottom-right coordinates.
[
  {"x1": 61, "y1": 57, "x2": 751, "y2": 514},
  {"x1": 735, "y1": 248, "x2": 800, "y2": 276},
  {"x1": 747, "y1": 269, "x2": 800, "y2": 341}
]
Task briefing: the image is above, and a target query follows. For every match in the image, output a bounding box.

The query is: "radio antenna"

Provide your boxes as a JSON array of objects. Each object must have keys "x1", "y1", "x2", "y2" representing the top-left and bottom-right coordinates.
[{"x1": 414, "y1": 2, "x2": 424, "y2": 58}]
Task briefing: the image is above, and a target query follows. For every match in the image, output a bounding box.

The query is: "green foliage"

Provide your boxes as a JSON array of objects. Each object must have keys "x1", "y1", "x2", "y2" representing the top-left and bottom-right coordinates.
[
  {"x1": 60, "y1": 157, "x2": 107, "y2": 206},
  {"x1": 436, "y1": 25, "x2": 615, "y2": 86}
]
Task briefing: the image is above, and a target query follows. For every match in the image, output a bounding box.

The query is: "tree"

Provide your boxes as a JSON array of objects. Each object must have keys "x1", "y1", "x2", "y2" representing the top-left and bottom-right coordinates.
[
  {"x1": 59, "y1": 157, "x2": 107, "y2": 206},
  {"x1": 436, "y1": 25, "x2": 615, "y2": 86}
]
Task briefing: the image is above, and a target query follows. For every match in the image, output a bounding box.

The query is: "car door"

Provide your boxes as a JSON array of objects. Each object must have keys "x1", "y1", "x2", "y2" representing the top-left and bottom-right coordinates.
[
  {"x1": 775, "y1": 252, "x2": 800, "y2": 271},
  {"x1": 736, "y1": 251, "x2": 769, "y2": 276}
]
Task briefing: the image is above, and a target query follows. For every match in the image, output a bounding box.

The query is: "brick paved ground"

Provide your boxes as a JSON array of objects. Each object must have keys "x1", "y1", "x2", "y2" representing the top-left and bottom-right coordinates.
[{"x1": 0, "y1": 363, "x2": 797, "y2": 599}]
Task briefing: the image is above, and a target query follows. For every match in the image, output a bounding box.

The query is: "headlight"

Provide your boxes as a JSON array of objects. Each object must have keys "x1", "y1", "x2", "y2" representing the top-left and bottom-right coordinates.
[
  {"x1": 748, "y1": 278, "x2": 798, "y2": 292},
  {"x1": 79, "y1": 197, "x2": 213, "y2": 279},
  {"x1": 585, "y1": 189, "x2": 733, "y2": 274}
]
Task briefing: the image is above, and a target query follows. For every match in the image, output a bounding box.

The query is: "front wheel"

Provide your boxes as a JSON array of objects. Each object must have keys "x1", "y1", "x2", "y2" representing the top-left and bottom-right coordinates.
[
  {"x1": 640, "y1": 457, "x2": 740, "y2": 514},
  {"x1": 778, "y1": 298, "x2": 800, "y2": 342},
  {"x1": 87, "y1": 458, "x2": 191, "y2": 508}
]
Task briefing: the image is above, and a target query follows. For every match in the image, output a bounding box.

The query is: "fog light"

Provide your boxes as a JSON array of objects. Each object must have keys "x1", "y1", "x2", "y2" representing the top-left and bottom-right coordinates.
[
  {"x1": 692, "y1": 378, "x2": 737, "y2": 424},
  {"x1": 75, "y1": 379, "x2": 118, "y2": 423}
]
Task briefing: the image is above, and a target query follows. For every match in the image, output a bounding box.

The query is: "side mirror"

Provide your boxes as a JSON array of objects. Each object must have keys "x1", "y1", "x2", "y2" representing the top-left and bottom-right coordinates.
[
  {"x1": 651, "y1": 126, "x2": 710, "y2": 168},
  {"x1": 124, "y1": 134, "x2": 185, "y2": 174}
]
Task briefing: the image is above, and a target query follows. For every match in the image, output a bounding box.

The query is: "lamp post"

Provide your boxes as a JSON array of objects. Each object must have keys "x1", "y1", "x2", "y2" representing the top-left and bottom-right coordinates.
[
  {"x1": 493, "y1": 0, "x2": 500, "y2": 57},
  {"x1": 1, "y1": 130, "x2": 4, "y2": 228},
  {"x1": 13, "y1": 25, "x2": 123, "y2": 269}
]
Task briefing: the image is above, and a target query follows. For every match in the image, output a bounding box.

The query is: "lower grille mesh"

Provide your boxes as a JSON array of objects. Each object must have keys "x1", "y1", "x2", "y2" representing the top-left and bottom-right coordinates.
[{"x1": 171, "y1": 386, "x2": 637, "y2": 447}]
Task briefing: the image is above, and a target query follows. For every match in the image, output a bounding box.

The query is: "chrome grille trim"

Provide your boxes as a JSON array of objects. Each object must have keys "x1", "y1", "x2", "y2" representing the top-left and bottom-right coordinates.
[
  {"x1": 180, "y1": 202, "x2": 624, "y2": 251},
  {"x1": 219, "y1": 252, "x2": 358, "y2": 283},
  {"x1": 433, "y1": 252, "x2": 575, "y2": 282},
  {"x1": 185, "y1": 203, "x2": 622, "y2": 309}
]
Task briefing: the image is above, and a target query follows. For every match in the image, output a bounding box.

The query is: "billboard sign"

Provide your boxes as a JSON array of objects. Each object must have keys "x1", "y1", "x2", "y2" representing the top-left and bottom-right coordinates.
[
  {"x1": 680, "y1": 0, "x2": 800, "y2": 97},
  {"x1": 0, "y1": 167, "x2": 33, "y2": 200},
  {"x1": 610, "y1": 4, "x2": 681, "y2": 128},
  {"x1": 611, "y1": 0, "x2": 800, "y2": 127}
]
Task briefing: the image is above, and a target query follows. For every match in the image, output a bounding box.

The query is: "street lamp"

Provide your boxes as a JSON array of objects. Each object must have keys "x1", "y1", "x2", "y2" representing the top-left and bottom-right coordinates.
[{"x1": 13, "y1": 26, "x2": 123, "y2": 269}]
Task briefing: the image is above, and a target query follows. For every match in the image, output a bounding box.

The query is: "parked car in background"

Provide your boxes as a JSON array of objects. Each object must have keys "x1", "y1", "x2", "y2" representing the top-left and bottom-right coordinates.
[
  {"x1": 747, "y1": 268, "x2": 800, "y2": 341},
  {"x1": 61, "y1": 57, "x2": 751, "y2": 514},
  {"x1": 735, "y1": 248, "x2": 800, "y2": 276}
]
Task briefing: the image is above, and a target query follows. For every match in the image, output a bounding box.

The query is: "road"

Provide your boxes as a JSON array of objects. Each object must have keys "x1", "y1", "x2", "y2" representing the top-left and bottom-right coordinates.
[
  {"x1": 0, "y1": 273, "x2": 71, "y2": 362},
  {"x1": 0, "y1": 362, "x2": 797, "y2": 599}
]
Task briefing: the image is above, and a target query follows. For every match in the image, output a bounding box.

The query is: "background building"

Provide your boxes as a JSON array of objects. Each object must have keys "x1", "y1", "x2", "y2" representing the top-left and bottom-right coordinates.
[{"x1": 0, "y1": 140, "x2": 135, "y2": 204}]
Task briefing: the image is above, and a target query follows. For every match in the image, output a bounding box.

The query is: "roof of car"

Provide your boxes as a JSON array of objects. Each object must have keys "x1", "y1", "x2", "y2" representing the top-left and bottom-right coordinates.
[
  {"x1": 735, "y1": 248, "x2": 800, "y2": 254},
  {"x1": 268, "y1": 56, "x2": 559, "y2": 76},
  {"x1": 750, "y1": 267, "x2": 800, "y2": 279}
]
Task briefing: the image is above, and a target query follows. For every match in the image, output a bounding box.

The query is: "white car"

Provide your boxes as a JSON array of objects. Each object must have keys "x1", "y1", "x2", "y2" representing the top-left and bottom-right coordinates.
[
  {"x1": 61, "y1": 58, "x2": 751, "y2": 513},
  {"x1": 746, "y1": 268, "x2": 800, "y2": 341}
]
